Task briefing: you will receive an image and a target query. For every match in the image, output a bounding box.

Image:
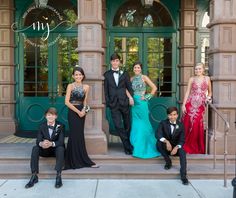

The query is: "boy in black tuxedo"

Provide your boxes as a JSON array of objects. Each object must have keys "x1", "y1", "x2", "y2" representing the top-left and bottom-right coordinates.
[
  {"x1": 104, "y1": 53, "x2": 134, "y2": 154},
  {"x1": 25, "y1": 107, "x2": 65, "y2": 189},
  {"x1": 156, "y1": 106, "x2": 189, "y2": 185}
]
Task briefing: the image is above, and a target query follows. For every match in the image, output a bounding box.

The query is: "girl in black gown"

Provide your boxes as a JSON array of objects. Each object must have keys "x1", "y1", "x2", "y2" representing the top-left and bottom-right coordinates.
[{"x1": 64, "y1": 67, "x2": 98, "y2": 169}]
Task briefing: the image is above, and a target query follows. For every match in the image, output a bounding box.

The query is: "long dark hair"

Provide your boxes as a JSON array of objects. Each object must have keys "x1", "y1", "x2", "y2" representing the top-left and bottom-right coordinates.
[{"x1": 72, "y1": 66, "x2": 86, "y2": 81}]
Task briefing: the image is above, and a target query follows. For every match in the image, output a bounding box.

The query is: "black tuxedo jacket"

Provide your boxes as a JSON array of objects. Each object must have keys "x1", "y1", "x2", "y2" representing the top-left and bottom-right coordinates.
[
  {"x1": 36, "y1": 121, "x2": 65, "y2": 148},
  {"x1": 104, "y1": 70, "x2": 133, "y2": 108},
  {"x1": 156, "y1": 119, "x2": 185, "y2": 147}
]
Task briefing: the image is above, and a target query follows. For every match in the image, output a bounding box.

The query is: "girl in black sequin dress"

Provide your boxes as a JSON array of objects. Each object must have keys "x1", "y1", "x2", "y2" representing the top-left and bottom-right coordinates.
[{"x1": 64, "y1": 67, "x2": 98, "y2": 169}]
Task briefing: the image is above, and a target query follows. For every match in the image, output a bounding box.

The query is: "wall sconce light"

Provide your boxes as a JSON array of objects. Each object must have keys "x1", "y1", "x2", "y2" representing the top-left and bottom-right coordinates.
[{"x1": 35, "y1": 0, "x2": 48, "y2": 7}]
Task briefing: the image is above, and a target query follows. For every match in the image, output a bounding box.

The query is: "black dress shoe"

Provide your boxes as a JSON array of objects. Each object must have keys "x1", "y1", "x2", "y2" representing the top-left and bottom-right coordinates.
[
  {"x1": 55, "y1": 175, "x2": 63, "y2": 188},
  {"x1": 124, "y1": 149, "x2": 132, "y2": 155},
  {"x1": 164, "y1": 163, "x2": 172, "y2": 170},
  {"x1": 130, "y1": 145, "x2": 134, "y2": 151},
  {"x1": 25, "y1": 174, "x2": 38, "y2": 188},
  {"x1": 181, "y1": 177, "x2": 189, "y2": 185}
]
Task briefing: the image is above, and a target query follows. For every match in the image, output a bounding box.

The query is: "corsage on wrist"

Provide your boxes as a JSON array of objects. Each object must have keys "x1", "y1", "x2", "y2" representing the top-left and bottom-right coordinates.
[
  {"x1": 144, "y1": 93, "x2": 153, "y2": 101},
  {"x1": 83, "y1": 105, "x2": 90, "y2": 113},
  {"x1": 207, "y1": 96, "x2": 212, "y2": 102}
]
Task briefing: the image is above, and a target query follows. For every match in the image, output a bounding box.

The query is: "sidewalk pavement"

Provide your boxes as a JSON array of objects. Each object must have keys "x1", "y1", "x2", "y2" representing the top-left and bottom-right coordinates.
[{"x1": 0, "y1": 179, "x2": 233, "y2": 198}]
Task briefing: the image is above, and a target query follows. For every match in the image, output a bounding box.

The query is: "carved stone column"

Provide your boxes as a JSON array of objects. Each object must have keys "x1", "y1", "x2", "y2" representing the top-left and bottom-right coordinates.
[
  {"x1": 0, "y1": 0, "x2": 15, "y2": 134},
  {"x1": 76, "y1": 0, "x2": 107, "y2": 154},
  {"x1": 208, "y1": 0, "x2": 236, "y2": 154},
  {"x1": 179, "y1": 0, "x2": 197, "y2": 103}
]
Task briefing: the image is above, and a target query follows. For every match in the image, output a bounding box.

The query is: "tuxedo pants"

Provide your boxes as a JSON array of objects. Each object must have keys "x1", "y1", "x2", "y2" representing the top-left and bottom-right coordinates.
[
  {"x1": 110, "y1": 106, "x2": 132, "y2": 152},
  {"x1": 157, "y1": 141, "x2": 187, "y2": 178},
  {"x1": 30, "y1": 145, "x2": 65, "y2": 173}
]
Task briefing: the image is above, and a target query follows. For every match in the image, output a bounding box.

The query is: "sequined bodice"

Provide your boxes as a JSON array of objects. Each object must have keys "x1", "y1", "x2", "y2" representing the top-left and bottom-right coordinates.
[
  {"x1": 131, "y1": 75, "x2": 146, "y2": 96},
  {"x1": 188, "y1": 76, "x2": 208, "y2": 104},
  {"x1": 70, "y1": 84, "x2": 85, "y2": 102}
]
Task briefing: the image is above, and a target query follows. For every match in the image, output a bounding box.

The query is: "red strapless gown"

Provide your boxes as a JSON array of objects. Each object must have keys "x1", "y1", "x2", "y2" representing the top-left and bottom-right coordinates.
[{"x1": 182, "y1": 77, "x2": 208, "y2": 154}]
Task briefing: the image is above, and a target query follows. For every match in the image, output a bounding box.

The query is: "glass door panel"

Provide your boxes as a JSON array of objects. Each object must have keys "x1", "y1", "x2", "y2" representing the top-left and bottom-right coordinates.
[
  {"x1": 146, "y1": 37, "x2": 173, "y2": 97},
  {"x1": 110, "y1": 33, "x2": 177, "y2": 130},
  {"x1": 24, "y1": 38, "x2": 49, "y2": 96},
  {"x1": 144, "y1": 34, "x2": 177, "y2": 128},
  {"x1": 18, "y1": 34, "x2": 78, "y2": 132},
  {"x1": 111, "y1": 34, "x2": 141, "y2": 76},
  {"x1": 57, "y1": 36, "x2": 78, "y2": 96},
  {"x1": 53, "y1": 35, "x2": 78, "y2": 128}
]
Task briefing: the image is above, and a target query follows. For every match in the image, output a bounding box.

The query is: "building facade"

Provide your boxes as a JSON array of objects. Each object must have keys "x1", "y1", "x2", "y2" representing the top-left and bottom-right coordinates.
[{"x1": 0, "y1": 0, "x2": 235, "y2": 154}]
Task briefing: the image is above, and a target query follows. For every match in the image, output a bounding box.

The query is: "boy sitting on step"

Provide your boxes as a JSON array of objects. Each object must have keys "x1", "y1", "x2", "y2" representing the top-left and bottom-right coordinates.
[
  {"x1": 25, "y1": 107, "x2": 65, "y2": 189},
  {"x1": 156, "y1": 106, "x2": 189, "y2": 185}
]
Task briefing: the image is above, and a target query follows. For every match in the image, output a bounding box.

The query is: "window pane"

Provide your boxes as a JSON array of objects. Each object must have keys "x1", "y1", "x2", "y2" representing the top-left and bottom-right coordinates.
[
  {"x1": 113, "y1": 36, "x2": 139, "y2": 76},
  {"x1": 57, "y1": 37, "x2": 78, "y2": 96},
  {"x1": 24, "y1": 0, "x2": 77, "y2": 27},
  {"x1": 113, "y1": 0, "x2": 173, "y2": 27},
  {"x1": 147, "y1": 37, "x2": 172, "y2": 95},
  {"x1": 24, "y1": 38, "x2": 48, "y2": 96}
]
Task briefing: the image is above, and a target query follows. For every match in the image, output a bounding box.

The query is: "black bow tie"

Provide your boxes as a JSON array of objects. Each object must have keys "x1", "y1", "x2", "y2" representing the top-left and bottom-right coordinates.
[
  {"x1": 112, "y1": 70, "x2": 119, "y2": 74},
  {"x1": 48, "y1": 125, "x2": 54, "y2": 130},
  {"x1": 170, "y1": 123, "x2": 176, "y2": 127}
]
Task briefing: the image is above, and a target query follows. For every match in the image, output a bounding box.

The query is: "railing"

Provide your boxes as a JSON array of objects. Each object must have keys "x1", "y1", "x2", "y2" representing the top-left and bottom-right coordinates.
[{"x1": 205, "y1": 102, "x2": 230, "y2": 187}]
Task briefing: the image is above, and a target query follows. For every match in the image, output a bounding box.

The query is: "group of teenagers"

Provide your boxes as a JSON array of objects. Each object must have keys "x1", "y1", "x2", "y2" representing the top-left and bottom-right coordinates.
[{"x1": 25, "y1": 53, "x2": 212, "y2": 189}]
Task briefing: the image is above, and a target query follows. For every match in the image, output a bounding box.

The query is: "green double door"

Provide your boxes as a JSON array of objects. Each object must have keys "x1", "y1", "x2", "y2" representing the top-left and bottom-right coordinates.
[
  {"x1": 110, "y1": 32, "x2": 178, "y2": 130},
  {"x1": 17, "y1": 33, "x2": 78, "y2": 133}
]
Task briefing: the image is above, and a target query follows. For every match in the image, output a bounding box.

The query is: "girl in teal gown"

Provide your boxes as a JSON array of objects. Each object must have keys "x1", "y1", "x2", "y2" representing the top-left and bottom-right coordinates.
[{"x1": 128, "y1": 62, "x2": 160, "y2": 159}]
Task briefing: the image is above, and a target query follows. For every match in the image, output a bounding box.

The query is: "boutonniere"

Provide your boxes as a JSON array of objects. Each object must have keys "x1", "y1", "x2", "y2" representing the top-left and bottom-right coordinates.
[
  {"x1": 119, "y1": 70, "x2": 124, "y2": 75},
  {"x1": 55, "y1": 124, "x2": 61, "y2": 132},
  {"x1": 176, "y1": 124, "x2": 179, "y2": 129}
]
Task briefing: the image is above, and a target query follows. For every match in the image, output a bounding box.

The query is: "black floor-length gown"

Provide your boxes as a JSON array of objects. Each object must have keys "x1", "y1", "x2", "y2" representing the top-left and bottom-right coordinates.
[{"x1": 64, "y1": 84, "x2": 95, "y2": 169}]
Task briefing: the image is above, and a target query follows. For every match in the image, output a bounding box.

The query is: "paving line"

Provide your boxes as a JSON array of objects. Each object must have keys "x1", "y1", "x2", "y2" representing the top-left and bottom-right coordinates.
[{"x1": 0, "y1": 135, "x2": 35, "y2": 143}]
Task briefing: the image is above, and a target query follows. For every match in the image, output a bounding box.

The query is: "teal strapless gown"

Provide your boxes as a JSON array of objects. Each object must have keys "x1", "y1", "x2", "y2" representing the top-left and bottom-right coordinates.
[{"x1": 130, "y1": 75, "x2": 160, "y2": 159}]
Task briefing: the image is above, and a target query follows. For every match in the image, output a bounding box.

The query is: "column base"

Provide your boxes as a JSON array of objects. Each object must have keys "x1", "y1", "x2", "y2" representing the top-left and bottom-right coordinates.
[
  {"x1": 0, "y1": 118, "x2": 16, "y2": 134},
  {"x1": 85, "y1": 131, "x2": 108, "y2": 155}
]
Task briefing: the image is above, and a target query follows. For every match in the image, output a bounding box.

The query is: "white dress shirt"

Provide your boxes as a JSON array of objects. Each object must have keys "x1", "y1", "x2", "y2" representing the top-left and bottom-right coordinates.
[{"x1": 112, "y1": 70, "x2": 119, "y2": 86}]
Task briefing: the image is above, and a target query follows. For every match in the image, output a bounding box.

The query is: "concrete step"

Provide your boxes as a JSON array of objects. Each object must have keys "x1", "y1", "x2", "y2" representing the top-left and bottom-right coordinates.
[
  {"x1": 0, "y1": 163, "x2": 235, "y2": 180},
  {"x1": 0, "y1": 143, "x2": 235, "y2": 165},
  {"x1": 1, "y1": 155, "x2": 235, "y2": 166},
  {"x1": 0, "y1": 143, "x2": 235, "y2": 180}
]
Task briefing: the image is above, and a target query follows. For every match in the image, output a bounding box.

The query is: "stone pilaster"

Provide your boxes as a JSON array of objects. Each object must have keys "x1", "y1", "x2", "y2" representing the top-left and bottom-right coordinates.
[
  {"x1": 179, "y1": 0, "x2": 197, "y2": 103},
  {"x1": 208, "y1": 0, "x2": 236, "y2": 154},
  {"x1": 76, "y1": 0, "x2": 107, "y2": 154},
  {"x1": 0, "y1": 0, "x2": 16, "y2": 134}
]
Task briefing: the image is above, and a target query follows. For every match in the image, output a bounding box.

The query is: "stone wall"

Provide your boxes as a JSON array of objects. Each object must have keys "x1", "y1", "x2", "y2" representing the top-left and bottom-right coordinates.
[
  {"x1": 0, "y1": 0, "x2": 15, "y2": 134},
  {"x1": 208, "y1": 0, "x2": 236, "y2": 154},
  {"x1": 76, "y1": 0, "x2": 107, "y2": 154}
]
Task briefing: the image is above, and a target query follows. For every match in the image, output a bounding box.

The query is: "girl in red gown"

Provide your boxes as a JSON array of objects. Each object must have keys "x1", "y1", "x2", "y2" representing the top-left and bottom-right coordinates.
[{"x1": 182, "y1": 63, "x2": 212, "y2": 154}]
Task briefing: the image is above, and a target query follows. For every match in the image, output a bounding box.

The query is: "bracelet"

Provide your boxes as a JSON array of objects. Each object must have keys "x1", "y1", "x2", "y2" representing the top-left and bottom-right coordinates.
[{"x1": 144, "y1": 93, "x2": 153, "y2": 100}]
